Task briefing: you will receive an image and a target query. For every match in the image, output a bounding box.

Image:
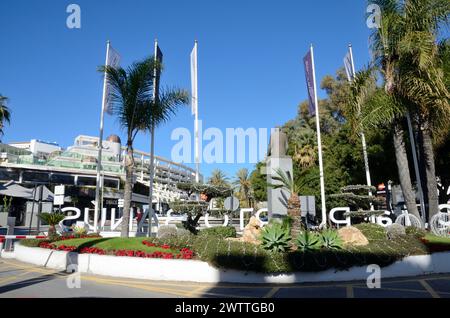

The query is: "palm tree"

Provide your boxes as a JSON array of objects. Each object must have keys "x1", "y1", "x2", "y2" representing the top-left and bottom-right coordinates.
[
  {"x1": 395, "y1": 0, "x2": 450, "y2": 220},
  {"x1": 368, "y1": 0, "x2": 450, "y2": 221},
  {"x1": 207, "y1": 169, "x2": 229, "y2": 188},
  {"x1": 269, "y1": 168, "x2": 302, "y2": 239},
  {"x1": 233, "y1": 168, "x2": 253, "y2": 207},
  {"x1": 39, "y1": 212, "x2": 66, "y2": 238},
  {"x1": 101, "y1": 58, "x2": 188, "y2": 237},
  {"x1": 369, "y1": 0, "x2": 449, "y2": 221},
  {"x1": 0, "y1": 95, "x2": 11, "y2": 141}
]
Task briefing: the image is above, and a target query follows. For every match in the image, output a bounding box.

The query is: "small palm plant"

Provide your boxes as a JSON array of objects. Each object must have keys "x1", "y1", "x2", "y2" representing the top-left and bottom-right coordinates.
[
  {"x1": 319, "y1": 229, "x2": 343, "y2": 250},
  {"x1": 296, "y1": 230, "x2": 321, "y2": 252},
  {"x1": 260, "y1": 223, "x2": 291, "y2": 253},
  {"x1": 39, "y1": 213, "x2": 66, "y2": 238},
  {"x1": 268, "y1": 168, "x2": 302, "y2": 239}
]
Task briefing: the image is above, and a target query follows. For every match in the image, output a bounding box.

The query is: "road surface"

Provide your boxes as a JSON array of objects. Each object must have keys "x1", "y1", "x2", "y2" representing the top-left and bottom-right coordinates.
[{"x1": 0, "y1": 258, "x2": 449, "y2": 298}]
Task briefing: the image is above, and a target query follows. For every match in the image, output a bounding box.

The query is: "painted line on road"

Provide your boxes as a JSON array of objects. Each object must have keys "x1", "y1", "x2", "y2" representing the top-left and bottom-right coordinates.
[
  {"x1": 263, "y1": 287, "x2": 280, "y2": 298},
  {"x1": 346, "y1": 285, "x2": 354, "y2": 298},
  {"x1": 419, "y1": 280, "x2": 440, "y2": 298}
]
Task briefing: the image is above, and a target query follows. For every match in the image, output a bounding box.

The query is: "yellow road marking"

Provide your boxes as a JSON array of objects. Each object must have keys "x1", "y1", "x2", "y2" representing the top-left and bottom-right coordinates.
[
  {"x1": 0, "y1": 275, "x2": 19, "y2": 285},
  {"x1": 419, "y1": 280, "x2": 440, "y2": 298},
  {"x1": 263, "y1": 287, "x2": 279, "y2": 298},
  {"x1": 346, "y1": 285, "x2": 354, "y2": 298}
]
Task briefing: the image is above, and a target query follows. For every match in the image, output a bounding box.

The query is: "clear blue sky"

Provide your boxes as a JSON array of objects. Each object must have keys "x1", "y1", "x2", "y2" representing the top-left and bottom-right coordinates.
[{"x1": 0, "y1": 0, "x2": 372, "y2": 180}]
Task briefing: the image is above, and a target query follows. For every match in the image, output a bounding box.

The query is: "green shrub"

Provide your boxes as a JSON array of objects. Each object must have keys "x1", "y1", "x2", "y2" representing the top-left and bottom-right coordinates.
[
  {"x1": 260, "y1": 223, "x2": 291, "y2": 253},
  {"x1": 319, "y1": 229, "x2": 343, "y2": 250},
  {"x1": 157, "y1": 225, "x2": 178, "y2": 239},
  {"x1": 198, "y1": 226, "x2": 237, "y2": 239},
  {"x1": 354, "y1": 223, "x2": 387, "y2": 241},
  {"x1": 20, "y1": 239, "x2": 52, "y2": 247},
  {"x1": 296, "y1": 230, "x2": 321, "y2": 252},
  {"x1": 405, "y1": 226, "x2": 427, "y2": 239}
]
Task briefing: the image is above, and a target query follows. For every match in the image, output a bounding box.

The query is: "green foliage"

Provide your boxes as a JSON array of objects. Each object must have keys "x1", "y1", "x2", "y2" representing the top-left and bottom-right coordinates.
[
  {"x1": 176, "y1": 182, "x2": 232, "y2": 199},
  {"x1": 319, "y1": 229, "x2": 343, "y2": 250},
  {"x1": 198, "y1": 226, "x2": 237, "y2": 239},
  {"x1": 157, "y1": 225, "x2": 178, "y2": 239},
  {"x1": 296, "y1": 230, "x2": 321, "y2": 252},
  {"x1": 249, "y1": 162, "x2": 267, "y2": 202},
  {"x1": 39, "y1": 213, "x2": 65, "y2": 226},
  {"x1": 354, "y1": 223, "x2": 387, "y2": 241},
  {"x1": 150, "y1": 231, "x2": 429, "y2": 273},
  {"x1": 260, "y1": 223, "x2": 291, "y2": 253},
  {"x1": 405, "y1": 226, "x2": 427, "y2": 239},
  {"x1": 72, "y1": 225, "x2": 87, "y2": 236}
]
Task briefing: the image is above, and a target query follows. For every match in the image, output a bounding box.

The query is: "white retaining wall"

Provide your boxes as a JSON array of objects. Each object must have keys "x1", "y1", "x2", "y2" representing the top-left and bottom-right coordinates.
[{"x1": 8, "y1": 243, "x2": 450, "y2": 284}]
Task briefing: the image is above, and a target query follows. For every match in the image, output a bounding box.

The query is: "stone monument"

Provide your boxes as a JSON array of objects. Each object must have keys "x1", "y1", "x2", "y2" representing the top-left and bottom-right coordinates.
[{"x1": 266, "y1": 127, "x2": 293, "y2": 219}]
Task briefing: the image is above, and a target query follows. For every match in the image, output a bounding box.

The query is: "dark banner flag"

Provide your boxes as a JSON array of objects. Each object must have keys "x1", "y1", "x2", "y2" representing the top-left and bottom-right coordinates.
[
  {"x1": 303, "y1": 49, "x2": 316, "y2": 117},
  {"x1": 154, "y1": 44, "x2": 163, "y2": 102}
]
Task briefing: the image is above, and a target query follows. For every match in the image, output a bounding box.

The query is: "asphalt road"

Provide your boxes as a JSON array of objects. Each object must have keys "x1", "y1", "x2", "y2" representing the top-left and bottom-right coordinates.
[{"x1": 0, "y1": 258, "x2": 449, "y2": 298}]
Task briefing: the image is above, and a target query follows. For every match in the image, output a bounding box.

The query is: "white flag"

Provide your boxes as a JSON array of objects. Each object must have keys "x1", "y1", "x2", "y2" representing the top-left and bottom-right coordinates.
[
  {"x1": 190, "y1": 43, "x2": 198, "y2": 116},
  {"x1": 104, "y1": 45, "x2": 121, "y2": 115},
  {"x1": 343, "y1": 51, "x2": 354, "y2": 82}
]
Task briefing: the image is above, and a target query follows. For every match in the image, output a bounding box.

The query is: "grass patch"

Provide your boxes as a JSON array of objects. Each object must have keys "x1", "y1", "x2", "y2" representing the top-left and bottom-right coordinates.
[{"x1": 46, "y1": 237, "x2": 181, "y2": 255}]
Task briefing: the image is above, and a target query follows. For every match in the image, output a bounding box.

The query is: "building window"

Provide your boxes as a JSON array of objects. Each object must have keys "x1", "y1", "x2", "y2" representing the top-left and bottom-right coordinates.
[
  {"x1": 0, "y1": 169, "x2": 20, "y2": 181},
  {"x1": 50, "y1": 174, "x2": 75, "y2": 185},
  {"x1": 77, "y1": 176, "x2": 96, "y2": 186},
  {"x1": 22, "y1": 171, "x2": 50, "y2": 183}
]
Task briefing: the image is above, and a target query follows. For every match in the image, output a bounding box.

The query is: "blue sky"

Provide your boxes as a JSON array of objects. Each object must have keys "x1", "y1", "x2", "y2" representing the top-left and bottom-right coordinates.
[{"x1": 0, "y1": 0, "x2": 373, "y2": 180}]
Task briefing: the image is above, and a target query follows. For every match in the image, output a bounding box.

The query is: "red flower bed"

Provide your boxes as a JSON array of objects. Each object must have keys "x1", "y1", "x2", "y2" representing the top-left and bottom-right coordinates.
[
  {"x1": 37, "y1": 240, "x2": 194, "y2": 260},
  {"x1": 38, "y1": 242, "x2": 77, "y2": 252},
  {"x1": 420, "y1": 238, "x2": 450, "y2": 253}
]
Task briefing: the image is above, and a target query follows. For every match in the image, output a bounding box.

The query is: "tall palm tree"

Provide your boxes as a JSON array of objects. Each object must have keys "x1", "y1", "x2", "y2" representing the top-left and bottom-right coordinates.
[
  {"x1": 0, "y1": 95, "x2": 11, "y2": 141},
  {"x1": 233, "y1": 168, "x2": 253, "y2": 208},
  {"x1": 101, "y1": 58, "x2": 188, "y2": 237},
  {"x1": 207, "y1": 169, "x2": 229, "y2": 188},
  {"x1": 369, "y1": 0, "x2": 450, "y2": 221}
]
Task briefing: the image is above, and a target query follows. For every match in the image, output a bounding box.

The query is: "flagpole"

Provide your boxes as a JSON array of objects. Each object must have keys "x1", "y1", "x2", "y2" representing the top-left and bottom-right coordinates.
[
  {"x1": 348, "y1": 44, "x2": 373, "y2": 197},
  {"x1": 193, "y1": 40, "x2": 200, "y2": 183},
  {"x1": 310, "y1": 45, "x2": 327, "y2": 229},
  {"x1": 147, "y1": 39, "x2": 158, "y2": 237},
  {"x1": 406, "y1": 112, "x2": 426, "y2": 223},
  {"x1": 94, "y1": 40, "x2": 110, "y2": 233}
]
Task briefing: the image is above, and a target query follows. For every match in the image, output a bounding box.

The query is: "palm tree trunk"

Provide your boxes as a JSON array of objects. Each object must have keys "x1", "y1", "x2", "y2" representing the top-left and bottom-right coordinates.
[
  {"x1": 420, "y1": 120, "x2": 439, "y2": 221},
  {"x1": 288, "y1": 193, "x2": 301, "y2": 239},
  {"x1": 121, "y1": 146, "x2": 134, "y2": 238},
  {"x1": 393, "y1": 121, "x2": 421, "y2": 220}
]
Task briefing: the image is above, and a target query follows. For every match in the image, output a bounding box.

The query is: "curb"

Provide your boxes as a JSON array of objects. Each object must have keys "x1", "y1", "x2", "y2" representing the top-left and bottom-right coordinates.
[{"x1": 8, "y1": 244, "x2": 450, "y2": 284}]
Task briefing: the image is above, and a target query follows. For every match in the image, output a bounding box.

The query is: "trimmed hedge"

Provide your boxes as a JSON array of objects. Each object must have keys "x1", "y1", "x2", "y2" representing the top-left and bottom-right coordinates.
[
  {"x1": 198, "y1": 226, "x2": 237, "y2": 239},
  {"x1": 354, "y1": 223, "x2": 387, "y2": 241},
  {"x1": 146, "y1": 232, "x2": 429, "y2": 274}
]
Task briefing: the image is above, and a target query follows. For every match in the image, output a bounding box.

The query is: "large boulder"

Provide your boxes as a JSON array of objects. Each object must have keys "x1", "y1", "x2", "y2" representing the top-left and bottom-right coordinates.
[
  {"x1": 242, "y1": 216, "x2": 262, "y2": 244},
  {"x1": 338, "y1": 226, "x2": 369, "y2": 246}
]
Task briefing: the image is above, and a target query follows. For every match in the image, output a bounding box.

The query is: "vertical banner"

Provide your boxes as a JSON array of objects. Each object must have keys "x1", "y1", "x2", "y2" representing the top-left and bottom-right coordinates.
[
  {"x1": 343, "y1": 50, "x2": 354, "y2": 82},
  {"x1": 191, "y1": 41, "x2": 200, "y2": 182},
  {"x1": 303, "y1": 50, "x2": 316, "y2": 117},
  {"x1": 104, "y1": 45, "x2": 121, "y2": 115},
  {"x1": 190, "y1": 42, "x2": 198, "y2": 117}
]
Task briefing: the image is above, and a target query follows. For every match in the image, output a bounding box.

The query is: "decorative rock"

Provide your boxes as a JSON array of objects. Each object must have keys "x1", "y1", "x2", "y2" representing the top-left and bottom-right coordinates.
[
  {"x1": 386, "y1": 223, "x2": 406, "y2": 240},
  {"x1": 337, "y1": 226, "x2": 369, "y2": 246},
  {"x1": 241, "y1": 216, "x2": 262, "y2": 244}
]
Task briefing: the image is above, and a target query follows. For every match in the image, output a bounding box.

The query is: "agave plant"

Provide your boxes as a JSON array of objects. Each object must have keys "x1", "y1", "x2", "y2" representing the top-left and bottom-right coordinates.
[
  {"x1": 296, "y1": 230, "x2": 321, "y2": 252},
  {"x1": 319, "y1": 229, "x2": 343, "y2": 250},
  {"x1": 260, "y1": 223, "x2": 291, "y2": 253},
  {"x1": 39, "y1": 212, "x2": 66, "y2": 237}
]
